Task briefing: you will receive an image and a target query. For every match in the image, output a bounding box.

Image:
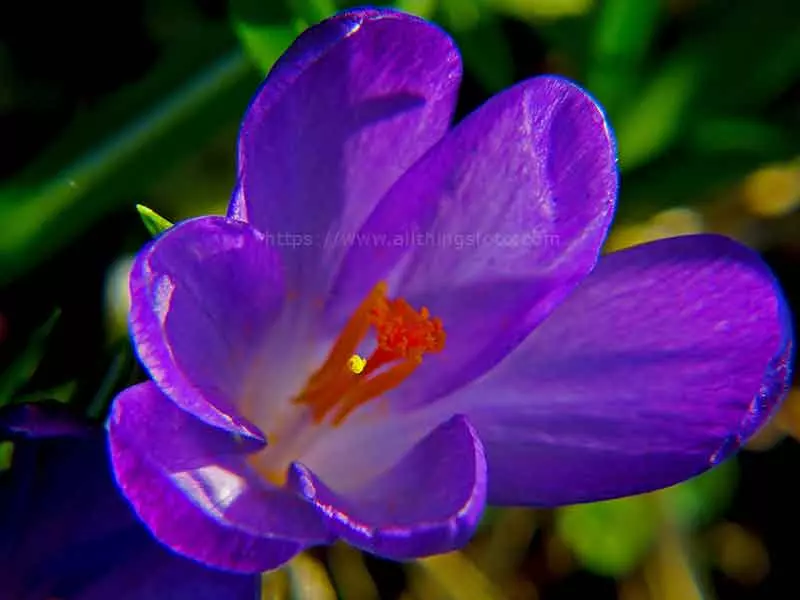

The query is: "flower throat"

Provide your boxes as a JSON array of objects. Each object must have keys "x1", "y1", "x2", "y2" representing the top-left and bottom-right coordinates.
[{"x1": 293, "y1": 282, "x2": 445, "y2": 425}]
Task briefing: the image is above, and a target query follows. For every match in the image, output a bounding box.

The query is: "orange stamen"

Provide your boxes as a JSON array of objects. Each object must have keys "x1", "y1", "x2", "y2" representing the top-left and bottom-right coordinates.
[
  {"x1": 292, "y1": 282, "x2": 445, "y2": 425},
  {"x1": 331, "y1": 359, "x2": 420, "y2": 425},
  {"x1": 305, "y1": 282, "x2": 386, "y2": 389}
]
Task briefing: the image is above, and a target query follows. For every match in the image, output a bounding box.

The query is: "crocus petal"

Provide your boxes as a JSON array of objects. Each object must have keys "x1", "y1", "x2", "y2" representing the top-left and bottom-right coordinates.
[
  {"x1": 0, "y1": 433, "x2": 258, "y2": 600},
  {"x1": 446, "y1": 235, "x2": 793, "y2": 505},
  {"x1": 130, "y1": 215, "x2": 283, "y2": 438},
  {"x1": 230, "y1": 8, "x2": 462, "y2": 298},
  {"x1": 287, "y1": 415, "x2": 486, "y2": 559},
  {"x1": 108, "y1": 382, "x2": 329, "y2": 573},
  {"x1": 74, "y1": 542, "x2": 258, "y2": 600},
  {"x1": 0, "y1": 401, "x2": 93, "y2": 438},
  {"x1": 330, "y1": 76, "x2": 617, "y2": 406}
]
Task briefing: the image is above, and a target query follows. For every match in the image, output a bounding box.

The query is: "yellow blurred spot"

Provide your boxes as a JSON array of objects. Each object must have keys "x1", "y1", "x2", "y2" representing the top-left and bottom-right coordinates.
[
  {"x1": 285, "y1": 553, "x2": 337, "y2": 600},
  {"x1": 604, "y1": 224, "x2": 654, "y2": 253},
  {"x1": 643, "y1": 528, "x2": 704, "y2": 600},
  {"x1": 471, "y1": 508, "x2": 538, "y2": 581},
  {"x1": 261, "y1": 569, "x2": 290, "y2": 600},
  {"x1": 508, "y1": 579, "x2": 539, "y2": 600},
  {"x1": 707, "y1": 522, "x2": 770, "y2": 585},
  {"x1": 650, "y1": 207, "x2": 705, "y2": 233},
  {"x1": 745, "y1": 388, "x2": 800, "y2": 450},
  {"x1": 605, "y1": 208, "x2": 704, "y2": 252},
  {"x1": 745, "y1": 418, "x2": 786, "y2": 452},
  {"x1": 741, "y1": 162, "x2": 800, "y2": 218},
  {"x1": 545, "y1": 533, "x2": 575, "y2": 577},
  {"x1": 618, "y1": 576, "x2": 650, "y2": 600},
  {"x1": 347, "y1": 354, "x2": 367, "y2": 374},
  {"x1": 774, "y1": 388, "x2": 800, "y2": 441},
  {"x1": 413, "y1": 552, "x2": 505, "y2": 600},
  {"x1": 328, "y1": 543, "x2": 379, "y2": 600},
  {"x1": 104, "y1": 255, "x2": 135, "y2": 342}
]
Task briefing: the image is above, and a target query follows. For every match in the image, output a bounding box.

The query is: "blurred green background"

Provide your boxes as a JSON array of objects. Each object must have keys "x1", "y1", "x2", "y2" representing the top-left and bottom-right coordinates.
[{"x1": 0, "y1": 0, "x2": 798, "y2": 598}]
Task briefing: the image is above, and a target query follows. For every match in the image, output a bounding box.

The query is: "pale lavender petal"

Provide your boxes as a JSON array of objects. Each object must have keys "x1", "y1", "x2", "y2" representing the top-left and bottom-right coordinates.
[
  {"x1": 329, "y1": 76, "x2": 617, "y2": 406},
  {"x1": 287, "y1": 415, "x2": 486, "y2": 559},
  {"x1": 108, "y1": 382, "x2": 329, "y2": 573},
  {"x1": 448, "y1": 235, "x2": 793, "y2": 505},
  {"x1": 230, "y1": 8, "x2": 461, "y2": 298},
  {"x1": 130, "y1": 215, "x2": 283, "y2": 438}
]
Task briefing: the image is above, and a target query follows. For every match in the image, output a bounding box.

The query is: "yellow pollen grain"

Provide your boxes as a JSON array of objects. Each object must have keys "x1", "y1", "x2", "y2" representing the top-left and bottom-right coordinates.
[{"x1": 348, "y1": 354, "x2": 367, "y2": 374}]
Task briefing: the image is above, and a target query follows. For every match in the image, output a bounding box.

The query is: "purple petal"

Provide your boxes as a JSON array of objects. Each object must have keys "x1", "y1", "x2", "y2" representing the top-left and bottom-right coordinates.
[
  {"x1": 329, "y1": 76, "x2": 617, "y2": 406},
  {"x1": 74, "y1": 544, "x2": 258, "y2": 600},
  {"x1": 0, "y1": 401, "x2": 93, "y2": 438},
  {"x1": 0, "y1": 433, "x2": 258, "y2": 600},
  {"x1": 130, "y1": 215, "x2": 283, "y2": 438},
  {"x1": 108, "y1": 382, "x2": 329, "y2": 573},
  {"x1": 449, "y1": 235, "x2": 793, "y2": 505},
  {"x1": 230, "y1": 8, "x2": 462, "y2": 298},
  {"x1": 287, "y1": 415, "x2": 486, "y2": 559}
]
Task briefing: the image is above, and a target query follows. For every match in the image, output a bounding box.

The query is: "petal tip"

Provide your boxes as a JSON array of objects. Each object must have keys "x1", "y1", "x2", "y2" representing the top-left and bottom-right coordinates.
[{"x1": 288, "y1": 415, "x2": 486, "y2": 560}]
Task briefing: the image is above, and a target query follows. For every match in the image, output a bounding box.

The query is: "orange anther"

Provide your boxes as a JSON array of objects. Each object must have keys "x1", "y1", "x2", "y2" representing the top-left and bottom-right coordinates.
[{"x1": 291, "y1": 282, "x2": 445, "y2": 425}]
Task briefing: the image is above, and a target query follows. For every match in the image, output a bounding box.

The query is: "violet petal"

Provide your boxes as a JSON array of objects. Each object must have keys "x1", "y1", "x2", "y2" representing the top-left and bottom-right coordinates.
[
  {"x1": 108, "y1": 382, "x2": 329, "y2": 573},
  {"x1": 449, "y1": 235, "x2": 793, "y2": 505},
  {"x1": 0, "y1": 401, "x2": 93, "y2": 438},
  {"x1": 0, "y1": 433, "x2": 258, "y2": 600},
  {"x1": 329, "y1": 76, "x2": 617, "y2": 407},
  {"x1": 287, "y1": 415, "x2": 486, "y2": 559},
  {"x1": 129, "y1": 215, "x2": 284, "y2": 439},
  {"x1": 230, "y1": 8, "x2": 461, "y2": 299}
]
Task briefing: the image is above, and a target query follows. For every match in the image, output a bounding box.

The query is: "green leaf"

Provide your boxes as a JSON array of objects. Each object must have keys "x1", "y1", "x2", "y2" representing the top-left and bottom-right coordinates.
[
  {"x1": 614, "y1": 57, "x2": 701, "y2": 170},
  {"x1": 0, "y1": 442, "x2": 13, "y2": 472},
  {"x1": 585, "y1": 0, "x2": 661, "y2": 115},
  {"x1": 488, "y1": 0, "x2": 593, "y2": 21},
  {"x1": 86, "y1": 346, "x2": 135, "y2": 419},
  {"x1": 395, "y1": 0, "x2": 438, "y2": 19},
  {"x1": 230, "y1": 0, "x2": 312, "y2": 74},
  {"x1": 12, "y1": 381, "x2": 77, "y2": 406},
  {"x1": 233, "y1": 23, "x2": 299, "y2": 74},
  {"x1": 687, "y1": 0, "x2": 800, "y2": 111},
  {"x1": 662, "y1": 459, "x2": 738, "y2": 530},
  {"x1": 136, "y1": 204, "x2": 174, "y2": 237},
  {"x1": 611, "y1": 0, "x2": 800, "y2": 171},
  {"x1": 0, "y1": 309, "x2": 61, "y2": 407},
  {"x1": 439, "y1": 0, "x2": 514, "y2": 92},
  {"x1": 687, "y1": 117, "x2": 796, "y2": 157},
  {"x1": 289, "y1": 0, "x2": 337, "y2": 24},
  {"x1": 0, "y1": 35, "x2": 260, "y2": 285},
  {"x1": 534, "y1": 15, "x2": 594, "y2": 75},
  {"x1": 556, "y1": 495, "x2": 659, "y2": 577}
]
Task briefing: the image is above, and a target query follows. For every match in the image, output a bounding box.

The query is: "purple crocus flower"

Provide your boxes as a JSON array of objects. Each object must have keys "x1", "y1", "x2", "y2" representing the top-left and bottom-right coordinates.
[
  {"x1": 0, "y1": 404, "x2": 258, "y2": 599},
  {"x1": 107, "y1": 8, "x2": 793, "y2": 573}
]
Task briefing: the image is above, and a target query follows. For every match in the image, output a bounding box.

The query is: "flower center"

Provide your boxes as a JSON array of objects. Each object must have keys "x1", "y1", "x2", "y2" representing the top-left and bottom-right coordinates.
[{"x1": 292, "y1": 281, "x2": 445, "y2": 426}]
